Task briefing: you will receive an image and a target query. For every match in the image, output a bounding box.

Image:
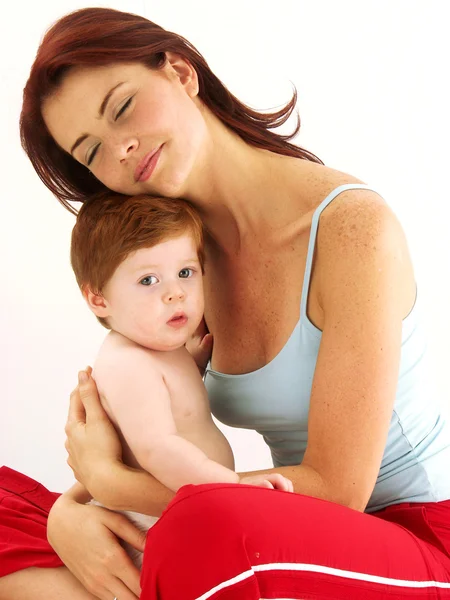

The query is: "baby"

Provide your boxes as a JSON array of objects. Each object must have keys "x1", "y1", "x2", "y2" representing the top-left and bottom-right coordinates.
[{"x1": 70, "y1": 193, "x2": 292, "y2": 567}]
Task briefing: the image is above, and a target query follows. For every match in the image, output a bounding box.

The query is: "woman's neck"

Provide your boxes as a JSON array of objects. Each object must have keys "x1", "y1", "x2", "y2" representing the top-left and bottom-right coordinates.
[{"x1": 182, "y1": 110, "x2": 314, "y2": 254}]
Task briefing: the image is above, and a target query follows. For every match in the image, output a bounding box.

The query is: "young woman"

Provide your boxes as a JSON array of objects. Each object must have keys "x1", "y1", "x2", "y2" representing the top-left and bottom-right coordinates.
[{"x1": 2, "y1": 6, "x2": 450, "y2": 600}]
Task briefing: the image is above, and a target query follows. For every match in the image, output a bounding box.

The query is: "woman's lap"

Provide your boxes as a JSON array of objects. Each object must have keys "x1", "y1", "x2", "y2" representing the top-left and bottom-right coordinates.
[
  {"x1": 140, "y1": 483, "x2": 450, "y2": 600},
  {"x1": 0, "y1": 466, "x2": 63, "y2": 578},
  {"x1": 3, "y1": 467, "x2": 450, "y2": 599},
  {"x1": 0, "y1": 567, "x2": 96, "y2": 600}
]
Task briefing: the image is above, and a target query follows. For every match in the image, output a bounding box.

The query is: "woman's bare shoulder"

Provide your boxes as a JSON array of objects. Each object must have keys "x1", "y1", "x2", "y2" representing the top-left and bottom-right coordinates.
[
  {"x1": 286, "y1": 159, "x2": 365, "y2": 214},
  {"x1": 300, "y1": 158, "x2": 364, "y2": 182},
  {"x1": 314, "y1": 186, "x2": 416, "y2": 320},
  {"x1": 317, "y1": 185, "x2": 395, "y2": 245}
]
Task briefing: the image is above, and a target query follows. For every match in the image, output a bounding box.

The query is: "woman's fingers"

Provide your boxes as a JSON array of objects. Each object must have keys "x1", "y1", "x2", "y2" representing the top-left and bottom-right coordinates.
[
  {"x1": 67, "y1": 386, "x2": 86, "y2": 426},
  {"x1": 106, "y1": 576, "x2": 141, "y2": 600},
  {"x1": 100, "y1": 512, "x2": 145, "y2": 598},
  {"x1": 48, "y1": 496, "x2": 141, "y2": 600},
  {"x1": 77, "y1": 369, "x2": 109, "y2": 423},
  {"x1": 107, "y1": 512, "x2": 147, "y2": 553},
  {"x1": 66, "y1": 367, "x2": 95, "y2": 427},
  {"x1": 64, "y1": 371, "x2": 123, "y2": 491},
  {"x1": 105, "y1": 514, "x2": 147, "y2": 597}
]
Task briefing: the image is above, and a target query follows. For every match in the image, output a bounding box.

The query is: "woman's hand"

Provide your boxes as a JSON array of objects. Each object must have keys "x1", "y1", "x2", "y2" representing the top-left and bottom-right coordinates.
[
  {"x1": 240, "y1": 473, "x2": 294, "y2": 492},
  {"x1": 185, "y1": 317, "x2": 213, "y2": 375},
  {"x1": 66, "y1": 367, "x2": 175, "y2": 515},
  {"x1": 65, "y1": 368, "x2": 122, "y2": 497},
  {"x1": 48, "y1": 488, "x2": 145, "y2": 600}
]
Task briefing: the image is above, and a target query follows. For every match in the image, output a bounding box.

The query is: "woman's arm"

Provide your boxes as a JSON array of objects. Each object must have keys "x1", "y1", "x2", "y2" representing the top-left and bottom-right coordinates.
[
  {"x1": 242, "y1": 191, "x2": 415, "y2": 512},
  {"x1": 66, "y1": 370, "x2": 175, "y2": 515},
  {"x1": 90, "y1": 462, "x2": 175, "y2": 515},
  {"x1": 48, "y1": 482, "x2": 145, "y2": 599}
]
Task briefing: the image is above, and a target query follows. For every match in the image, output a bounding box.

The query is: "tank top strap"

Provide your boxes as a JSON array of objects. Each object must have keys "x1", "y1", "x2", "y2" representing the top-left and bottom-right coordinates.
[{"x1": 300, "y1": 183, "x2": 377, "y2": 319}]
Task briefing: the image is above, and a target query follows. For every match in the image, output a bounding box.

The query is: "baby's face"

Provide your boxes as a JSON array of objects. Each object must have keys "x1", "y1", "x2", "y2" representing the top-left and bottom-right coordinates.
[{"x1": 101, "y1": 233, "x2": 204, "y2": 351}]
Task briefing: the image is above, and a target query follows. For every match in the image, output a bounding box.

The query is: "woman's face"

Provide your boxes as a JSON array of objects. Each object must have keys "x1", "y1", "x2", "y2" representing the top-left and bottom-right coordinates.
[{"x1": 42, "y1": 56, "x2": 208, "y2": 198}]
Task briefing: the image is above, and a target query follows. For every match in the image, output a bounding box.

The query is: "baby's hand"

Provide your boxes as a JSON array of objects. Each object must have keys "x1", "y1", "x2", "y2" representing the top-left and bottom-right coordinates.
[
  {"x1": 239, "y1": 473, "x2": 294, "y2": 492},
  {"x1": 185, "y1": 317, "x2": 213, "y2": 375}
]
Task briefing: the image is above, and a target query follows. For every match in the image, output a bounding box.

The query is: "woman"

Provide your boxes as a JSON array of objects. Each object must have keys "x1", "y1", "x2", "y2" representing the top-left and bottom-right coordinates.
[{"x1": 3, "y1": 5, "x2": 450, "y2": 599}]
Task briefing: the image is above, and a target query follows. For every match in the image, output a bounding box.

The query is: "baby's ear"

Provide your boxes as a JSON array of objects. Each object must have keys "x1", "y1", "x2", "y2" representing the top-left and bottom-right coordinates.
[{"x1": 82, "y1": 286, "x2": 110, "y2": 318}]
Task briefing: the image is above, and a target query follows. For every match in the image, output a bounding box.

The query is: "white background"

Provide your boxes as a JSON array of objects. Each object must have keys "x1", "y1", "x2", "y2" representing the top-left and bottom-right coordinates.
[{"x1": 1, "y1": 1, "x2": 449, "y2": 492}]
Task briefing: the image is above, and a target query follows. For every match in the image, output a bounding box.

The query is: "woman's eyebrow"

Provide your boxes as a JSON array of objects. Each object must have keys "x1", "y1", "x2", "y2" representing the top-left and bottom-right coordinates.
[
  {"x1": 99, "y1": 82, "x2": 126, "y2": 117},
  {"x1": 70, "y1": 82, "x2": 126, "y2": 155},
  {"x1": 70, "y1": 134, "x2": 88, "y2": 156}
]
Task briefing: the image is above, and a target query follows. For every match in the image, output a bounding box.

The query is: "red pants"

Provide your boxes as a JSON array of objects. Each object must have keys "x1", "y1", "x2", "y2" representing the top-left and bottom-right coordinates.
[
  {"x1": 141, "y1": 484, "x2": 450, "y2": 599},
  {"x1": 0, "y1": 466, "x2": 63, "y2": 577},
  {"x1": 3, "y1": 467, "x2": 450, "y2": 599}
]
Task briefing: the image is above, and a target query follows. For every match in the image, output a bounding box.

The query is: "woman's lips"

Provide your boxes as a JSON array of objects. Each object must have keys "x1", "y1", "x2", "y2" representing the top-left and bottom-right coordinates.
[{"x1": 134, "y1": 145, "x2": 163, "y2": 182}]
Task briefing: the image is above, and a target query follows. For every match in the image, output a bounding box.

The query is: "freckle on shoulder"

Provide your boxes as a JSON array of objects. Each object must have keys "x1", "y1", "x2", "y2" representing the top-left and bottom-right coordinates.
[{"x1": 316, "y1": 189, "x2": 400, "y2": 257}]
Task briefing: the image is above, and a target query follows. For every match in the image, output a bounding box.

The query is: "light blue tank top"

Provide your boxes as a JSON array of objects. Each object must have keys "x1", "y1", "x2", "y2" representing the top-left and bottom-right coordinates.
[{"x1": 205, "y1": 184, "x2": 450, "y2": 512}]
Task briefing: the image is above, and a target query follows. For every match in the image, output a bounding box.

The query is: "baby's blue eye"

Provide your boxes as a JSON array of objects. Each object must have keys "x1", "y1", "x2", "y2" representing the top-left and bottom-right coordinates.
[
  {"x1": 179, "y1": 268, "x2": 193, "y2": 279},
  {"x1": 140, "y1": 275, "x2": 158, "y2": 286}
]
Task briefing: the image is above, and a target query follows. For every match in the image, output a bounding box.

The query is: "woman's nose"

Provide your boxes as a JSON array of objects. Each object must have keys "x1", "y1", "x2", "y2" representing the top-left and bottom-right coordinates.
[{"x1": 112, "y1": 137, "x2": 139, "y2": 163}]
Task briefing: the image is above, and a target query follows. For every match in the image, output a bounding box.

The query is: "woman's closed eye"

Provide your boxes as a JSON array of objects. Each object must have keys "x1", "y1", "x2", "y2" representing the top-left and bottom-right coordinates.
[
  {"x1": 114, "y1": 97, "x2": 133, "y2": 121},
  {"x1": 87, "y1": 143, "x2": 100, "y2": 166},
  {"x1": 85, "y1": 97, "x2": 133, "y2": 165}
]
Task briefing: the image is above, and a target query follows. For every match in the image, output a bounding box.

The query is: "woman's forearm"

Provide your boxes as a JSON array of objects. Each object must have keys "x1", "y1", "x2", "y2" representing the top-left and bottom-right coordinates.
[
  {"x1": 47, "y1": 482, "x2": 91, "y2": 550},
  {"x1": 65, "y1": 481, "x2": 93, "y2": 504},
  {"x1": 89, "y1": 461, "x2": 175, "y2": 517},
  {"x1": 239, "y1": 463, "x2": 367, "y2": 512}
]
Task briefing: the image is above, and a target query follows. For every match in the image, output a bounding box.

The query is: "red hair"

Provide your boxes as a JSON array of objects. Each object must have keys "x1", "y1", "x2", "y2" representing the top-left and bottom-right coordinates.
[
  {"x1": 20, "y1": 7, "x2": 323, "y2": 214},
  {"x1": 71, "y1": 193, "x2": 204, "y2": 328}
]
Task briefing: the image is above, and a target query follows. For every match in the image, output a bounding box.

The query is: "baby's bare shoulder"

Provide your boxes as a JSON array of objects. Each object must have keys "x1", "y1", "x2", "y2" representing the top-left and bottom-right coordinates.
[{"x1": 94, "y1": 332, "x2": 163, "y2": 391}]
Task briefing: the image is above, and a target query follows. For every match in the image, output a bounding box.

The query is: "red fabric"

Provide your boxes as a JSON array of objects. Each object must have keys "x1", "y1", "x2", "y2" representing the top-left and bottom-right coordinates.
[
  {"x1": 0, "y1": 466, "x2": 64, "y2": 577},
  {"x1": 140, "y1": 483, "x2": 450, "y2": 599},
  {"x1": 3, "y1": 467, "x2": 450, "y2": 599}
]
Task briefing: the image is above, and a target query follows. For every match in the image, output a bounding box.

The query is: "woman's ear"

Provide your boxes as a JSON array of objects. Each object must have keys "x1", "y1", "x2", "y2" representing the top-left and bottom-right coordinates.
[
  {"x1": 82, "y1": 286, "x2": 111, "y2": 318},
  {"x1": 165, "y1": 52, "x2": 199, "y2": 98}
]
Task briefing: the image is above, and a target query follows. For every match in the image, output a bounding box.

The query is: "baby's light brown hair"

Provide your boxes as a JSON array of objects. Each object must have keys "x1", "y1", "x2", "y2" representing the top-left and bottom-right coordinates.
[{"x1": 71, "y1": 193, "x2": 205, "y2": 328}]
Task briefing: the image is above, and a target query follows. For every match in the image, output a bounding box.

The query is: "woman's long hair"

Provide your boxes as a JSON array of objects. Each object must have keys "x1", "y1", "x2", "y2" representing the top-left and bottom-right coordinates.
[{"x1": 20, "y1": 7, "x2": 323, "y2": 214}]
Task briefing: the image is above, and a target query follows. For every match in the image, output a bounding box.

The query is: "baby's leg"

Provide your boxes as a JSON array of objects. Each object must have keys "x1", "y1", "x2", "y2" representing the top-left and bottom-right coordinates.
[{"x1": 0, "y1": 567, "x2": 97, "y2": 600}]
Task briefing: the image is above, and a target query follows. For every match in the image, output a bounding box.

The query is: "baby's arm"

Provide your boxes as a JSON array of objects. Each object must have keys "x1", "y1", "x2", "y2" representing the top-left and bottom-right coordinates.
[
  {"x1": 96, "y1": 346, "x2": 239, "y2": 493},
  {"x1": 144, "y1": 435, "x2": 240, "y2": 491}
]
